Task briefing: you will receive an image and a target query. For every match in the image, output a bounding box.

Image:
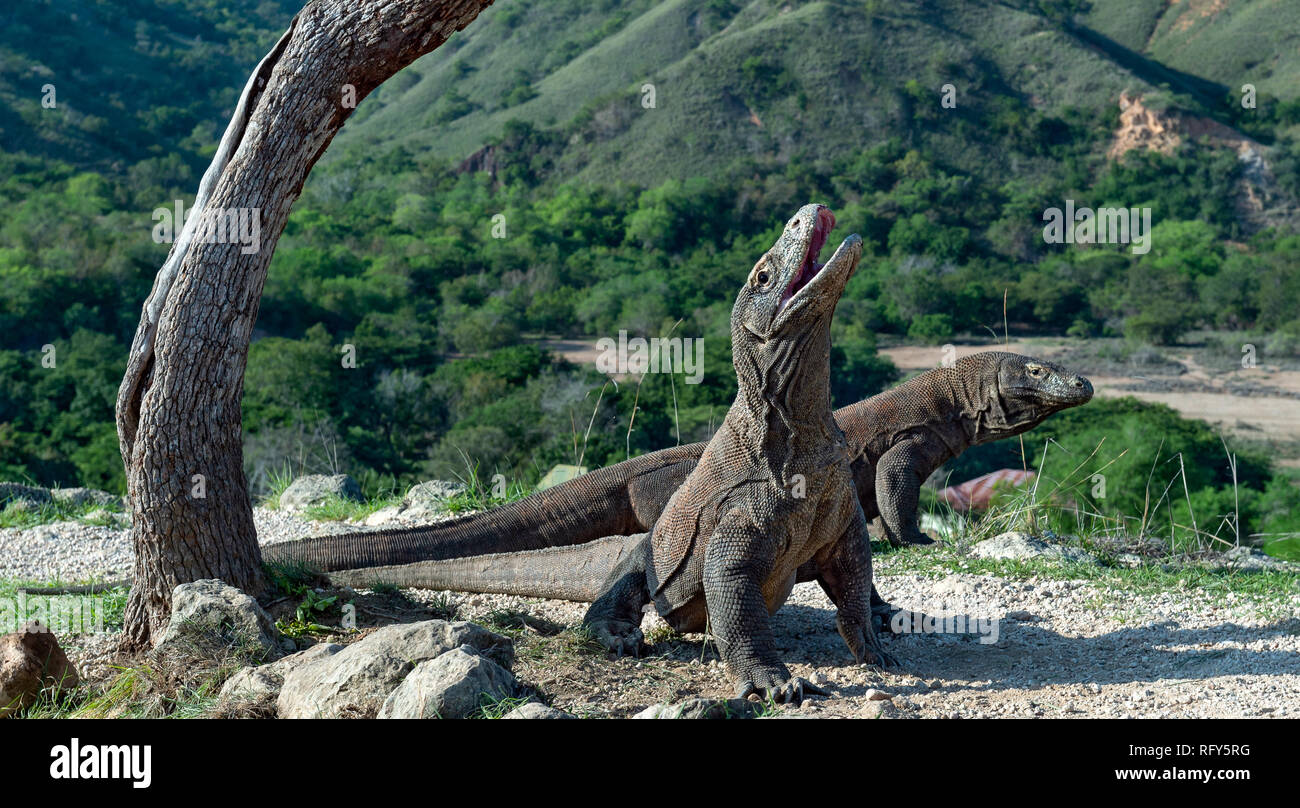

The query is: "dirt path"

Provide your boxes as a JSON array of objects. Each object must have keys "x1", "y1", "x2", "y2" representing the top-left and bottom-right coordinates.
[
  {"x1": 402, "y1": 553, "x2": 1300, "y2": 719},
  {"x1": 13, "y1": 506, "x2": 1295, "y2": 718}
]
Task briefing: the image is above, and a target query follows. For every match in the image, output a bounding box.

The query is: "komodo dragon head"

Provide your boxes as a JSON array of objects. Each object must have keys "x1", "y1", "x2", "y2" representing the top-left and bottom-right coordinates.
[
  {"x1": 732, "y1": 203, "x2": 862, "y2": 374},
  {"x1": 955, "y1": 351, "x2": 1094, "y2": 444}
]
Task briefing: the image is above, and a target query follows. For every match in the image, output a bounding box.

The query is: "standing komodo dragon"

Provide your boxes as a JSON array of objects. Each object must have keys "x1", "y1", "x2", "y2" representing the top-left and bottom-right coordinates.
[
  {"x1": 339, "y1": 204, "x2": 889, "y2": 702},
  {"x1": 268, "y1": 353, "x2": 1094, "y2": 605}
]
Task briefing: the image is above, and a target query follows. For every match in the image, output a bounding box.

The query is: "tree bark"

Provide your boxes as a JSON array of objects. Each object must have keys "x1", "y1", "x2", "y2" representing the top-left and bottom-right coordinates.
[{"x1": 116, "y1": 0, "x2": 495, "y2": 650}]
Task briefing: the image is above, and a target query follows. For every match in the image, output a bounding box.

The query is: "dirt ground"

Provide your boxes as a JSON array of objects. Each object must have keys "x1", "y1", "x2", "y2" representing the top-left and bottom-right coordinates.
[{"x1": 383, "y1": 552, "x2": 1300, "y2": 719}]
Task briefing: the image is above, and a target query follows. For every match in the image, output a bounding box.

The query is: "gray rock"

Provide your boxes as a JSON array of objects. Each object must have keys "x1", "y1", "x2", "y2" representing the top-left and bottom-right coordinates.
[
  {"x1": 279, "y1": 474, "x2": 362, "y2": 512},
  {"x1": 404, "y1": 480, "x2": 466, "y2": 508},
  {"x1": 153, "y1": 579, "x2": 284, "y2": 663},
  {"x1": 350, "y1": 620, "x2": 513, "y2": 668},
  {"x1": 280, "y1": 648, "x2": 411, "y2": 718},
  {"x1": 395, "y1": 480, "x2": 468, "y2": 524},
  {"x1": 1221, "y1": 545, "x2": 1291, "y2": 571},
  {"x1": 278, "y1": 620, "x2": 512, "y2": 719},
  {"x1": 363, "y1": 505, "x2": 404, "y2": 526},
  {"x1": 633, "y1": 698, "x2": 766, "y2": 719},
  {"x1": 50, "y1": 487, "x2": 122, "y2": 509},
  {"x1": 503, "y1": 701, "x2": 577, "y2": 720},
  {"x1": 218, "y1": 643, "x2": 343, "y2": 703},
  {"x1": 972, "y1": 532, "x2": 1098, "y2": 564},
  {"x1": 377, "y1": 646, "x2": 517, "y2": 719},
  {"x1": 0, "y1": 483, "x2": 51, "y2": 508}
]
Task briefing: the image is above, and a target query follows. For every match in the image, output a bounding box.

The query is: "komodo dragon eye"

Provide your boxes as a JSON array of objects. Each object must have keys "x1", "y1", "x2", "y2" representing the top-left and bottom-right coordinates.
[
  {"x1": 1027, "y1": 365, "x2": 1045, "y2": 377},
  {"x1": 757, "y1": 270, "x2": 770, "y2": 285}
]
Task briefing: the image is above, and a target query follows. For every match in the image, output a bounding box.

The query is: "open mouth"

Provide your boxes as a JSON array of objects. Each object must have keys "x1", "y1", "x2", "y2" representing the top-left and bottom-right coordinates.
[{"x1": 777, "y1": 206, "x2": 835, "y2": 314}]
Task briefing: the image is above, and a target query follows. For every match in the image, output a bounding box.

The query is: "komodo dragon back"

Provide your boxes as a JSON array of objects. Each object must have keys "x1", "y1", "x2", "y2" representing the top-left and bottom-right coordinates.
[{"x1": 281, "y1": 352, "x2": 1091, "y2": 575}]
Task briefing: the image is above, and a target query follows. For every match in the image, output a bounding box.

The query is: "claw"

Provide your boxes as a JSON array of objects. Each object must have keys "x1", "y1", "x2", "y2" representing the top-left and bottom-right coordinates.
[
  {"x1": 776, "y1": 677, "x2": 828, "y2": 705},
  {"x1": 736, "y1": 675, "x2": 827, "y2": 706},
  {"x1": 590, "y1": 620, "x2": 644, "y2": 659},
  {"x1": 905, "y1": 530, "x2": 937, "y2": 546},
  {"x1": 871, "y1": 600, "x2": 905, "y2": 636}
]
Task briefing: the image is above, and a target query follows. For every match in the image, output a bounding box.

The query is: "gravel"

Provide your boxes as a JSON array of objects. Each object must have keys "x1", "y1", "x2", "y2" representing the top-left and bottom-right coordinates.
[
  {"x1": 0, "y1": 506, "x2": 465, "y2": 581},
  {"x1": 5, "y1": 511, "x2": 1297, "y2": 718},
  {"x1": 399, "y1": 561, "x2": 1300, "y2": 719}
]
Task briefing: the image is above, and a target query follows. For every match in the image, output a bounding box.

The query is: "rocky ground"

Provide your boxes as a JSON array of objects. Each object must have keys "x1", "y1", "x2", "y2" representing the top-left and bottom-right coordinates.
[
  {"x1": 0, "y1": 501, "x2": 454, "y2": 582},
  {"x1": 3, "y1": 477, "x2": 1298, "y2": 719},
  {"x1": 391, "y1": 558, "x2": 1300, "y2": 719}
]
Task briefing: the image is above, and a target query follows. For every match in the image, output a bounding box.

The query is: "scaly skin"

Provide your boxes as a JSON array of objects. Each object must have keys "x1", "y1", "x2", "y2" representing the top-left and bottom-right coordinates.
[
  {"x1": 594, "y1": 203, "x2": 889, "y2": 701},
  {"x1": 347, "y1": 204, "x2": 888, "y2": 703},
  {"x1": 269, "y1": 353, "x2": 1094, "y2": 632},
  {"x1": 267, "y1": 354, "x2": 1092, "y2": 564},
  {"x1": 60, "y1": 354, "x2": 1093, "y2": 604}
]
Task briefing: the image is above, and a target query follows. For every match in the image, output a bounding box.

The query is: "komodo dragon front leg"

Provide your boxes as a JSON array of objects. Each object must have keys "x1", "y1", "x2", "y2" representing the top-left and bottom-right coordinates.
[
  {"x1": 874, "y1": 438, "x2": 937, "y2": 548},
  {"x1": 700, "y1": 509, "x2": 829, "y2": 704},
  {"x1": 582, "y1": 533, "x2": 653, "y2": 657},
  {"x1": 811, "y1": 505, "x2": 898, "y2": 668}
]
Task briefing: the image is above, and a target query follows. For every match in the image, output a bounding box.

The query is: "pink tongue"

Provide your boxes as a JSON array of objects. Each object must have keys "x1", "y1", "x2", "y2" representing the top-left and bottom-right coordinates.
[
  {"x1": 817, "y1": 207, "x2": 836, "y2": 236},
  {"x1": 780, "y1": 208, "x2": 835, "y2": 310}
]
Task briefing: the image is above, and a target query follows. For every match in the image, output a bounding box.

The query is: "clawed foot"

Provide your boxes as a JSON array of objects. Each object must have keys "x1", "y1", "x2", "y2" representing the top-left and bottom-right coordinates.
[
  {"x1": 588, "y1": 619, "x2": 644, "y2": 658},
  {"x1": 839, "y1": 615, "x2": 899, "y2": 669},
  {"x1": 735, "y1": 668, "x2": 829, "y2": 705},
  {"x1": 871, "y1": 598, "x2": 905, "y2": 637},
  {"x1": 902, "y1": 528, "x2": 937, "y2": 546}
]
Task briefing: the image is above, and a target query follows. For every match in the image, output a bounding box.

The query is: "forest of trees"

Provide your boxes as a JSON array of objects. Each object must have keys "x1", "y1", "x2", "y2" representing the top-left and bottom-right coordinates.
[
  {"x1": 4, "y1": 120, "x2": 1300, "y2": 545},
  {"x1": 4, "y1": 0, "x2": 1300, "y2": 549}
]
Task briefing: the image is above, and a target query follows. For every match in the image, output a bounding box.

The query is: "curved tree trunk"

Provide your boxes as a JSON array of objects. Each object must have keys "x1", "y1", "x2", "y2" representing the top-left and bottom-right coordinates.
[{"x1": 115, "y1": 0, "x2": 495, "y2": 650}]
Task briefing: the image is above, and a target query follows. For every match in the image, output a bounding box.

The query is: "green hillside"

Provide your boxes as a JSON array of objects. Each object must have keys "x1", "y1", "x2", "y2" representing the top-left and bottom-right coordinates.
[
  {"x1": 0, "y1": 0, "x2": 298, "y2": 173},
  {"x1": 2, "y1": 0, "x2": 1299, "y2": 547},
  {"x1": 332, "y1": 0, "x2": 1140, "y2": 184},
  {"x1": 1080, "y1": 0, "x2": 1300, "y2": 104},
  {"x1": 330, "y1": 0, "x2": 1300, "y2": 185}
]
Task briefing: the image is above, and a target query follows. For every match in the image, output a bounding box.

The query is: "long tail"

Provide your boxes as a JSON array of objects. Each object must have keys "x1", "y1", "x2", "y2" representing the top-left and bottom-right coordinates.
[
  {"x1": 263, "y1": 444, "x2": 702, "y2": 572},
  {"x1": 326, "y1": 535, "x2": 638, "y2": 603}
]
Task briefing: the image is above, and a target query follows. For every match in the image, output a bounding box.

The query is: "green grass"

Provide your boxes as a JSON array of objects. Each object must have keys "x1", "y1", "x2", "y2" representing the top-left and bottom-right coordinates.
[
  {"x1": 263, "y1": 558, "x2": 324, "y2": 597},
  {"x1": 515, "y1": 625, "x2": 607, "y2": 665},
  {"x1": 0, "y1": 497, "x2": 126, "y2": 530},
  {"x1": 0, "y1": 577, "x2": 129, "y2": 633},
  {"x1": 298, "y1": 492, "x2": 403, "y2": 522},
  {"x1": 262, "y1": 464, "x2": 297, "y2": 510},
  {"x1": 876, "y1": 532, "x2": 1300, "y2": 617},
  {"x1": 475, "y1": 693, "x2": 534, "y2": 719},
  {"x1": 438, "y1": 462, "x2": 532, "y2": 515},
  {"x1": 19, "y1": 657, "x2": 237, "y2": 719}
]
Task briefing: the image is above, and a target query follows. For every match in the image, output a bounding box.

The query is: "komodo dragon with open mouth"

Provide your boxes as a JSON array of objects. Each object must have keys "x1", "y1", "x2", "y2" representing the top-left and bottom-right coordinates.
[
  {"x1": 338, "y1": 204, "x2": 889, "y2": 702},
  {"x1": 268, "y1": 352, "x2": 1093, "y2": 631}
]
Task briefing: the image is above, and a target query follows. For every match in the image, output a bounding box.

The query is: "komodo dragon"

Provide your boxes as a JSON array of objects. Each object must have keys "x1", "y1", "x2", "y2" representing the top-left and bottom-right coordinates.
[
  {"x1": 268, "y1": 352, "x2": 1094, "y2": 588},
  {"x1": 340, "y1": 204, "x2": 888, "y2": 702},
  {"x1": 28, "y1": 355, "x2": 1092, "y2": 599}
]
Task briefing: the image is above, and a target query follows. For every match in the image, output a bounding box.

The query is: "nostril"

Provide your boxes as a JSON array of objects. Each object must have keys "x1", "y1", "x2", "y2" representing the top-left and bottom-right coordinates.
[{"x1": 1073, "y1": 378, "x2": 1084, "y2": 388}]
